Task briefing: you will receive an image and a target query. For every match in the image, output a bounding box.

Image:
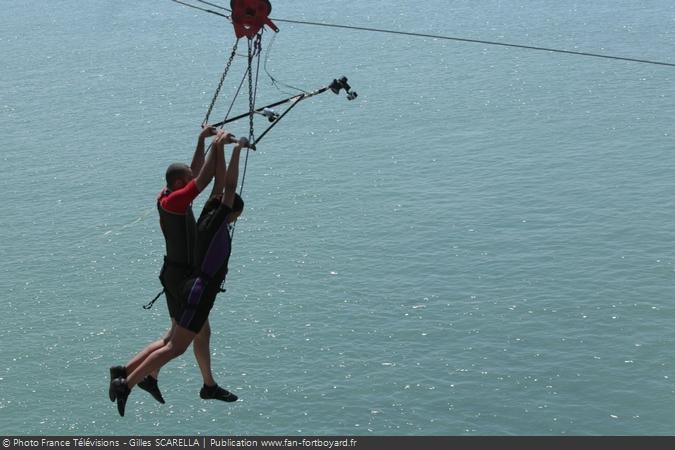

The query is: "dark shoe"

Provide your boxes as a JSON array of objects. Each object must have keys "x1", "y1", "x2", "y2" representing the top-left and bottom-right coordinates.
[
  {"x1": 138, "y1": 375, "x2": 165, "y2": 404},
  {"x1": 109, "y1": 366, "x2": 127, "y2": 402},
  {"x1": 200, "y1": 384, "x2": 237, "y2": 402},
  {"x1": 111, "y1": 378, "x2": 131, "y2": 417}
]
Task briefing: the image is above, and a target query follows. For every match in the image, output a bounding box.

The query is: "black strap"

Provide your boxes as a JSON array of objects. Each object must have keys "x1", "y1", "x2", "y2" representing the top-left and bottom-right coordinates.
[{"x1": 142, "y1": 288, "x2": 165, "y2": 310}]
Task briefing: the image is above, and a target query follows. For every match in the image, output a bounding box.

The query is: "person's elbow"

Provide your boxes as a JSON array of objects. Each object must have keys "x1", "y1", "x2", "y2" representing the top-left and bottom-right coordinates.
[{"x1": 195, "y1": 175, "x2": 212, "y2": 192}]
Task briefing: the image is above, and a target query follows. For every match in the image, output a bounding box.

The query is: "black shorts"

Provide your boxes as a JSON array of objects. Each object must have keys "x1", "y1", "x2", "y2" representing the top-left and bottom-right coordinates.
[
  {"x1": 178, "y1": 202, "x2": 233, "y2": 333},
  {"x1": 177, "y1": 276, "x2": 221, "y2": 333},
  {"x1": 159, "y1": 262, "x2": 192, "y2": 320}
]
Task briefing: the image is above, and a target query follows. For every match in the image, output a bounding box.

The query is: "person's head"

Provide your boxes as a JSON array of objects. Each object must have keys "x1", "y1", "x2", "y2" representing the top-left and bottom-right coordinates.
[
  {"x1": 165, "y1": 163, "x2": 194, "y2": 190},
  {"x1": 226, "y1": 193, "x2": 244, "y2": 223}
]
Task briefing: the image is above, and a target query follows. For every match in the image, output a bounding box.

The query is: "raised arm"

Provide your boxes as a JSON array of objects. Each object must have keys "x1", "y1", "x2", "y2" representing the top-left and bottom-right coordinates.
[
  {"x1": 209, "y1": 131, "x2": 234, "y2": 198},
  {"x1": 190, "y1": 126, "x2": 217, "y2": 175},
  {"x1": 222, "y1": 140, "x2": 245, "y2": 208},
  {"x1": 193, "y1": 138, "x2": 219, "y2": 192}
]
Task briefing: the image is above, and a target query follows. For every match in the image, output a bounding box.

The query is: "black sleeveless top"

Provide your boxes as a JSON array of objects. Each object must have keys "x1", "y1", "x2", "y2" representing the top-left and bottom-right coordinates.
[
  {"x1": 157, "y1": 189, "x2": 197, "y2": 266},
  {"x1": 194, "y1": 201, "x2": 233, "y2": 283}
]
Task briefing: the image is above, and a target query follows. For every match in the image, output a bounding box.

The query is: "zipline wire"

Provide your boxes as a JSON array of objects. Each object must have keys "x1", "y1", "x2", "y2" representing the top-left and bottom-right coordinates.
[
  {"x1": 169, "y1": 0, "x2": 675, "y2": 68},
  {"x1": 169, "y1": 0, "x2": 229, "y2": 19},
  {"x1": 194, "y1": 0, "x2": 231, "y2": 13},
  {"x1": 272, "y1": 17, "x2": 675, "y2": 68}
]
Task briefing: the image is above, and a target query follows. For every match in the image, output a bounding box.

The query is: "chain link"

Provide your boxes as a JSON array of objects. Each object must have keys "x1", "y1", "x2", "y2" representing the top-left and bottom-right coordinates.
[
  {"x1": 203, "y1": 40, "x2": 240, "y2": 127},
  {"x1": 247, "y1": 37, "x2": 256, "y2": 142}
]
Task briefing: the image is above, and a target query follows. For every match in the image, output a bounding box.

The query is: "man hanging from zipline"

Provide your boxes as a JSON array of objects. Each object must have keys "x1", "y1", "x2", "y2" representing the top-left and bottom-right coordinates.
[{"x1": 110, "y1": 131, "x2": 248, "y2": 416}]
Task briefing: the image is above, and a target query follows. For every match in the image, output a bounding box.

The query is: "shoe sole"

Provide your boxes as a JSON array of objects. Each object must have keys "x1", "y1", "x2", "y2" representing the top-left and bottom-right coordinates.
[
  {"x1": 111, "y1": 379, "x2": 129, "y2": 417},
  {"x1": 138, "y1": 378, "x2": 166, "y2": 404}
]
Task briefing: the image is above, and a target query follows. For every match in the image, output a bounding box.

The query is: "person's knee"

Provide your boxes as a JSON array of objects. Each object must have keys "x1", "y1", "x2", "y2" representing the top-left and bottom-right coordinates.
[
  {"x1": 166, "y1": 324, "x2": 197, "y2": 358},
  {"x1": 166, "y1": 340, "x2": 189, "y2": 358},
  {"x1": 162, "y1": 329, "x2": 174, "y2": 345},
  {"x1": 162, "y1": 321, "x2": 177, "y2": 345}
]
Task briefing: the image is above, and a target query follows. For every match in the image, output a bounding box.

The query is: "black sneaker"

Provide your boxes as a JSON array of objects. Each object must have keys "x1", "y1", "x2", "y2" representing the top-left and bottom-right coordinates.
[
  {"x1": 199, "y1": 384, "x2": 238, "y2": 402},
  {"x1": 109, "y1": 366, "x2": 127, "y2": 402},
  {"x1": 138, "y1": 375, "x2": 165, "y2": 404},
  {"x1": 111, "y1": 378, "x2": 131, "y2": 417}
]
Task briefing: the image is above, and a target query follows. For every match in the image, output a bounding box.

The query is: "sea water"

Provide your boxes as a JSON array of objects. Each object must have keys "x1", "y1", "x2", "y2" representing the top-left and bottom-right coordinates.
[{"x1": 2, "y1": 0, "x2": 675, "y2": 435}]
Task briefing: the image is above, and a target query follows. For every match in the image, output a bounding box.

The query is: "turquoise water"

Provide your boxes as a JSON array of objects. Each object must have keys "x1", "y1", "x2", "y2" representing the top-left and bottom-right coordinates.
[{"x1": 2, "y1": 0, "x2": 675, "y2": 435}]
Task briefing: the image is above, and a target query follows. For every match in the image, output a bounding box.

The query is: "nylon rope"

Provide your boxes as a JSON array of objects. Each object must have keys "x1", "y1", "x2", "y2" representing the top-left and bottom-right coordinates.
[
  {"x1": 264, "y1": 31, "x2": 309, "y2": 95},
  {"x1": 218, "y1": 63, "x2": 251, "y2": 129}
]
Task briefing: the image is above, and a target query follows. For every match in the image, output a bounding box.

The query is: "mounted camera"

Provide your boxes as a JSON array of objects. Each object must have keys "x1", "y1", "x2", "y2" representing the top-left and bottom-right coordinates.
[{"x1": 330, "y1": 76, "x2": 358, "y2": 100}]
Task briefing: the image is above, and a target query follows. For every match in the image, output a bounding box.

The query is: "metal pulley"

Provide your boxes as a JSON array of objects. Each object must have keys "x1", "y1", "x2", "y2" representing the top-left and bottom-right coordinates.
[{"x1": 230, "y1": 0, "x2": 279, "y2": 38}]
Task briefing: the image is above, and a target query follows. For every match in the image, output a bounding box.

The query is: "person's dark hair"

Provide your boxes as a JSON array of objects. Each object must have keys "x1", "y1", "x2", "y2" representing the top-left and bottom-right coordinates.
[
  {"x1": 203, "y1": 193, "x2": 244, "y2": 218},
  {"x1": 203, "y1": 195, "x2": 222, "y2": 215},
  {"x1": 232, "y1": 193, "x2": 244, "y2": 214},
  {"x1": 165, "y1": 163, "x2": 190, "y2": 189}
]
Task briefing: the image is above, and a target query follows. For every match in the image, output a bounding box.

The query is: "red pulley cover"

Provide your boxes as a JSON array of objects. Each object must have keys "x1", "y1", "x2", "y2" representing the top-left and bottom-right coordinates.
[{"x1": 230, "y1": 0, "x2": 279, "y2": 38}]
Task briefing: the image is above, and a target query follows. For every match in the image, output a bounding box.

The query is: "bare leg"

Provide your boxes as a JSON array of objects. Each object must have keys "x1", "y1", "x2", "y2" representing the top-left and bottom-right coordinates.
[
  {"x1": 126, "y1": 325, "x2": 196, "y2": 389},
  {"x1": 124, "y1": 321, "x2": 176, "y2": 375},
  {"x1": 193, "y1": 319, "x2": 238, "y2": 402},
  {"x1": 193, "y1": 319, "x2": 216, "y2": 386}
]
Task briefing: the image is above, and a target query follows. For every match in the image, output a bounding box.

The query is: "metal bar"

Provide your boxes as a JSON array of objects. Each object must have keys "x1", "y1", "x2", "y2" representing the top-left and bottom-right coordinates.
[
  {"x1": 251, "y1": 97, "x2": 304, "y2": 147},
  {"x1": 210, "y1": 85, "x2": 331, "y2": 128}
]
